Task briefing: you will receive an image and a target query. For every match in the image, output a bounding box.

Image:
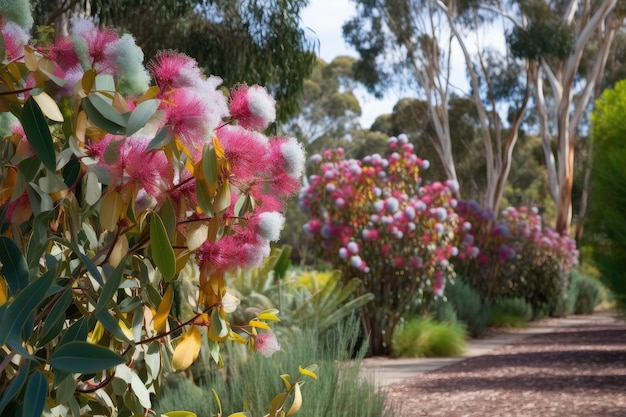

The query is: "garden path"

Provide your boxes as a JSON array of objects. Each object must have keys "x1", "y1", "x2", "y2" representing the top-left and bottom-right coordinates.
[{"x1": 360, "y1": 311, "x2": 626, "y2": 416}]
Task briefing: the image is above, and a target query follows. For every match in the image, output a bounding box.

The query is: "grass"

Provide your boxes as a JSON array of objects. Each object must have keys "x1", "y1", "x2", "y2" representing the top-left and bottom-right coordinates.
[
  {"x1": 489, "y1": 297, "x2": 533, "y2": 328},
  {"x1": 391, "y1": 316, "x2": 467, "y2": 358},
  {"x1": 153, "y1": 317, "x2": 397, "y2": 417}
]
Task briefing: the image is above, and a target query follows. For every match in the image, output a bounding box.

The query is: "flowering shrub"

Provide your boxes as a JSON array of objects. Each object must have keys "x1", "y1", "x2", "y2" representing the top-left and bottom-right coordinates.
[
  {"x1": 454, "y1": 201, "x2": 579, "y2": 315},
  {"x1": 299, "y1": 135, "x2": 477, "y2": 355},
  {"x1": 0, "y1": 8, "x2": 314, "y2": 417}
]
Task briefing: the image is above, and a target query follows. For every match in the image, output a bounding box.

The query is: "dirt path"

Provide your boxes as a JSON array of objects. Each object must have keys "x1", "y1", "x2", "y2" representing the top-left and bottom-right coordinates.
[{"x1": 386, "y1": 312, "x2": 626, "y2": 416}]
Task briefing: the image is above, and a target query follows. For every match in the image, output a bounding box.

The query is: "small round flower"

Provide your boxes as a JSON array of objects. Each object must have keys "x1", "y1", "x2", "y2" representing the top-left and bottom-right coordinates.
[
  {"x1": 347, "y1": 241, "x2": 359, "y2": 254},
  {"x1": 230, "y1": 84, "x2": 276, "y2": 131},
  {"x1": 385, "y1": 197, "x2": 399, "y2": 213},
  {"x1": 335, "y1": 197, "x2": 346, "y2": 208},
  {"x1": 339, "y1": 247, "x2": 349, "y2": 259},
  {"x1": 255, "y1": 332, "x2": 281, "y2": 357},
  {"x1": 350, "y1": 255, "x2": 363, "y2": 269},
  {"x1": 257, "y1": 211, "x2": 285, "y2": 242},
  {"x1": 309, "y1": 154, "x2": 323, "y2": 164}
]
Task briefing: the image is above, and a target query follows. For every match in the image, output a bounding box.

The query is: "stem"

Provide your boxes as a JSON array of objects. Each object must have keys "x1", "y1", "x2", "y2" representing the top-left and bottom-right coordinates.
[{"x1": 0, "y1": 351, "x2": 16, "y2": 375}]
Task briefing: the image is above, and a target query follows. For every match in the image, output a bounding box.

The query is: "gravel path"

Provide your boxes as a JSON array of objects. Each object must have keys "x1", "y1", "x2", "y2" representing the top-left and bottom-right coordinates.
[{"x1": 385, "y1": 312, "x2": 626, "y2": 416}]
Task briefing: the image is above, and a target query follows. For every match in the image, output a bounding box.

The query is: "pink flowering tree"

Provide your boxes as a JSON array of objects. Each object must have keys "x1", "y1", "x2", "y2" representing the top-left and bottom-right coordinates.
[
  {"x1": 0, "y1": 8, "x2": 316, "y2": 417},
  {"x1": 300, "y1": 135, "x2": 477, "y2": 355},
  {"x1": 454, "y1": 201, "x2": 579, "y2": 314}
]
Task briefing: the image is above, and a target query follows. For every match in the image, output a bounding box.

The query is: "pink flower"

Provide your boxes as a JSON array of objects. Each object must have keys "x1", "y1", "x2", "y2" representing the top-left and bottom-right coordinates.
[
  {"x1": 216, "y1": 125, "x2": 269, "y2": 180},
  {"x1": 229, "y1": 85, "x2": 276, "y2": 131},
  {"x1": 255, "y1": 332, "x2": 281, "y2": 357},
  {"x1": 149, "y1": 50, "x2": 204, "y2": 90}
]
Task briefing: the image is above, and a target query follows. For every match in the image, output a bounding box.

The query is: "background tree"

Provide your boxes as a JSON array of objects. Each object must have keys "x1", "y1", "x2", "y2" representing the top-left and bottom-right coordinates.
[
  {"x1": 507, "y1": 0, "x2": 626, "y2": 234},
  {"x1": 33, "y1": 0, "x2": 318, "y2": 120},
  {"x1": 343, "y1": 0, "x2": 531, "y2": 212}
]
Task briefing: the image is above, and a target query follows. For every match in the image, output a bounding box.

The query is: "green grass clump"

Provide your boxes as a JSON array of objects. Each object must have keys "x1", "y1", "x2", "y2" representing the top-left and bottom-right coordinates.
[
  {"x1": 391, "y1": 316, "x2": 467, "y2": 358},
  {"x1": 153, "y1": 318, "x2": 396, "y2": 417},
  {"x1": 568, "y1": 268, "x2": 604, "y2": 315},
  {"x1": 489, "y1": 297, "x2": 533, "y2": 328}
]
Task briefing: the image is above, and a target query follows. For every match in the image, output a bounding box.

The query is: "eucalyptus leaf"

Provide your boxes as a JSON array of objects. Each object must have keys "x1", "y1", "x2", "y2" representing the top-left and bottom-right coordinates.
[
  {"x1": 59, "y1": 316, "x2": 90, "y2": 346},
  {"x1": 150, "y1": 212, "x2": 176, "y2": 282},
  {"x1": 96, "y1": 259, "x2": 125, "y2": 313},
  {"x1": 38, "y1": 289, "x2": 73, "y2": 347},
  {"x1": 0, "y1": 236, "x2": 29, "y2": 295},
  {"x1": 23, "y1": 370, "x2": 47, "y2": 417},
  {"x1": 82, "y1": 97, "x2": 126, "y2": 135},
  {"x1": 50, "y1": 341, "x2": 125, "y2": 374},
  {"x1": 95, "y1": 309, "x2": 131, "y2": 343},
  {"x1": 147, "y1": 126, "x2": 173, "y2": 151},
  {"x1": 202, "y1": 144, "x2": 218, "y2": 186},
  {"x1": 0, "y1": 360, "x2": 29, "y2": 414},
  {"x1": 126, "y1": 99, "x2": 159, "y2": 136},
  {"x1": 22, "y1": 97, "x2": 56, "y2": 171}
]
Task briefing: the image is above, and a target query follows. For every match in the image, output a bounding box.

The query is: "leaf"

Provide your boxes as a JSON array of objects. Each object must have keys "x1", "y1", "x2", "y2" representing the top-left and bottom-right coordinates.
[
  {"x1": 88, "y1": 93, "x2": 128, "y2": 126},
  {"x1": 285, "y1": 382, "x2": 302, "y2": 416},
  {"x1": 208, "y1": 307, "x2": 228, "y2": 340},
  {"x1": 172, "y1": 326, "x2": 202, "y2": 371},
  {"x1": 0, "y1": 276, "x2": 7, "y2": 306},
  {"x1": 38, "y1": 289, "x2": 73, "y2": 347},
  {"x1": 280, "y1": 374, "x2": 291, "y2": 391},
  {"x1": 96, "y1": 258, "x2": 125, "y2": 313},
  {"x1": 95, "y1": 309, "x2": 131, "y2": 343},
  {"x1": 0, "y1": 268, "x2": 55, "y2": 345},
  {"x1": 126, "y1": 99, "x2": 159, "y2": 136},
  {"x1": 32, "y1": 91, "x2": 64, "y2": 122},
  {"x1": 0, "y1": 236, "x2": 29, "y2": 295},
  {"x1": 213, "y1": 182, "x2": 231, "y2": 214},
  {"x1": 108, "y1": 234, "x2": 128, "y2": 268},
  {"x1": 195, "y1": 179, "x2": 214, "y2": 216},
  {"x1": 154, "y1": 285, "x2": 173, "y2": 334},
  {"x1": 76, "y1": 249, "x2": 104, "y2": 287},
  {"x1": 0, "y1": 360, "x2": 29, "y2": 414},
  {"x1": 268, "y1": 392, "x2": 289, "y2": 417},
  {"x1": 23, "y1": 370, "x2": 48, "y2": 417},
  {"x1": 147, "y1": 126, "x2": 173, "y2": 151},
  {"x1": 202, "y1": 144, "x2": 218, "y2": 186},
  {"x1": 150, "y1": 212, "x2": 176, "y2": 282},
  {"x1": 186, "y1": 221, "x2": 208, "y2": 251},
  {"x1": 22, "y1": 97, "x2": 56, "y2": 171},
  {"x1": 37, "y1": 58, "x2": 66, "y2": 87},
  {"x1": 82, "y1": 97, "x2": 125, "y2": 135},
  {"x1": 82, "y1": 69, "x2": 96, "y2": 92},
  {"x1": 24, "y1": 45, "x2": 38, "y2": 71},
  {"x1": 164, "y1": 412, "x2": 198, "y2": 417},
  {"x1": 248, "y1": 319, "x2": 270, "y2": 330},
  {"x1": 50, "y1": 341, "x2": 125, "y2": 374},
  {"x1": 298, "y1": 365, "x2": 318, "y2": 380},
  {"x1": 100, "y1": 191, "x2": 124, "y2": 231},
  {"x1": 59, "y1": 316, "x2": 89, "y2": 345}
]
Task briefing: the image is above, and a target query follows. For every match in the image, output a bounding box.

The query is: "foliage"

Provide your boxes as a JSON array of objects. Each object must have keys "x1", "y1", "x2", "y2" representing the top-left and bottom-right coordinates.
[
  {"x1": 33, "y1": 0, "x2": 318, "y2": 121},
  {"x1": 589, "y1": 79, "x2": 626, "y2": 312},
  {"x1": 300, "y1": 135, "x2": 478, "y2": 355},
  {"x1": 454, "y1": 201, "x2": 578, "y2": 315},
  {"x1": 489, "y1": 297, "x2": 533, "y2": 328},
  {"x1": 0, "y1": 10, "x2": 313, "y2": 417},
  {"x1": 390, "y1": 316, "x2": 467, "y2": 358},
  {"x1": 154, "y1": 318, "x2": 396, "y2": 417},
  {"x1": 567, "y1": 269, "x2": 604, "y2": 315},
  {"x1": 439, "y1": 276, "x2": 490, "y2": 337}
]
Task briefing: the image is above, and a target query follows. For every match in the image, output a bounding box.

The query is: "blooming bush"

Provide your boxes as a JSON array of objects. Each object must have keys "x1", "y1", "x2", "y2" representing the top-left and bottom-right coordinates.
[
  {"x1": 299, "y1": 135, "x2": 477, "y2": 355},
  {"x1": 454, "y1": 202, "x2": 579, "y2": 315},
  {"x1": 0, "y1": 8, "x2": 314, "y2": 417}
]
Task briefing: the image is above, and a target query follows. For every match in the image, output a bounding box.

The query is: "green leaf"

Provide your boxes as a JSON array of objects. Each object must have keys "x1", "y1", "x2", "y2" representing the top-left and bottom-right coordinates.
[
  {"x1": 23, "y1": 370, "x2": 47, "y2": 417},
  {"x1": 18, "y1": 157, "x2": 42, "y2": 183},
  {"x1": 0, "y1": 360, "x2": 29, "y2": 414},
  {"x1": 59, "y1": 316, "x2": 89, "y2": 346},
  {"x1": 0, "y1": 268, "x2": 55, "y2": 345},
  {"x1": 126, "y1": 99, "x2": 159, "y2": 136},
  {"x1": 95, "y1": 259, "x2": 125, "y2": 313},
  {"x1": 62, "y1": 157, "x2": 81, "y2": 187},
  {"x1": 50, "y1": 341, "x2": 125, "y2": 374},
  {"x1": 213, "y1": 182, "x2": 231, "y2": 214},
  {"x1": 55, "y1": 374, "x2": 76, "y2": 404},
  {"x1": 88, "y1": 93, "x2": 128, "y2": 127},
  {"x1": 95, "y1": 309, "x2": 131, "y2": 343},
  {"x1": 82, "y1": 97, "x2": 126, "y2": 135},
  {"x1": 38, "y1": 289, "x2": 73, "y2": 347},
  {"x1": 202, "y1": 144, "x2": 218, "y2": 186},
  {"x1": 196, "y1": 179, "x2": 214, "y2": 216},
  {"x1": 22, "y1": 97, "x2": 57, "y2": 171},
  {"x1": 26, "y1": 211, "x2": 54, "y2": 268},
  {"x1": 76, "y1": 249, "x2": 104, "y2": 287},
  {"x1": 150, "y1": 213, "x2": 176, "y2": 282},
  {"x1": 0, "y1": 236, "x2": 29, "y2": 295},
  {"x1": 147, "y1": 126, "x2": 173, "y2": 151},
  {"x1": 157, "y1": 197, "x2": 177, "y2": 239}
]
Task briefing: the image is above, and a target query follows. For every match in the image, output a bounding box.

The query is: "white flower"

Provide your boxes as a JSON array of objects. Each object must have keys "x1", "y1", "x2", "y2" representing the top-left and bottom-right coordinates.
[
  {"x1": 281, "y1": 138, "x2": 306, "y2": 179},
  {"x1": 257, "y1": 212, "x2": 285, "y2": 242}
]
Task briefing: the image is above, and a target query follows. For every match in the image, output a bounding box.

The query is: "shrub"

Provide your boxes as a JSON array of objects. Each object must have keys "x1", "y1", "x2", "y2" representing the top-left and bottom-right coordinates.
[
  {"x1": 300, "y1": 136, "x2": 478, "y2": 355},
  {"x1": 444, "y1": 277, "x2": 490, "y2": 337},
  {"x1": 489, "y1": 297, "x2": 533, "y2": 328},
  {"x1": 391, "y1": 317, "x2": 467, "y2": 358},
  {"x1": 568, "y1": 269, "x2": 603, "y2": 315},
  {"x1": 154, "y1": 318, "x2": 396, "y2": 417}
]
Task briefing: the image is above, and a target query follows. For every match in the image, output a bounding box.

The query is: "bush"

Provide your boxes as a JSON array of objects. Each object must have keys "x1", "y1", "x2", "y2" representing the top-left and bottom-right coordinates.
[
  {"x1": 568, "y1": 269, "x2": 603, "y2": 315},
  {"x1": 154, "y1": 318, "x2": 396, "y2": 417},
  {"x1": 489, "y1": 297, "x2": 533, "y2": 328},
  {"x1": 391, "y1": 317, "x2": 467, "y2": 358},
  {"x1": 444, "y1": 277, "x2": 490, "y2": 337}
]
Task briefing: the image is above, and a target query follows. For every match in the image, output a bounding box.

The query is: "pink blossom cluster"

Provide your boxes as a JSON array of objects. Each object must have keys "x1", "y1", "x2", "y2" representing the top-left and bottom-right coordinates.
[
  {"x1": 7, "y1": 19, "x2": 305, "y2": 277},
  {"x1": 300, "y1": 135, "x2": 477, "y2": 298}
]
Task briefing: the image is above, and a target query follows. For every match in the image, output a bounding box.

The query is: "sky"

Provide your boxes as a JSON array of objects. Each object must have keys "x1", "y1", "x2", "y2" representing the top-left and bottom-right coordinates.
[{"x1": 300, "y1": 0, "x2": 399, "y2": 128}]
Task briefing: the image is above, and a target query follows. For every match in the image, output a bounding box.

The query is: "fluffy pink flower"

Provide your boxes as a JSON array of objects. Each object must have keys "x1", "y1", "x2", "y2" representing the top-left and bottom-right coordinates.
[
  {"x1": 148, "y1": 50, "x2": 203, "y2": 90},
  {"x1": 160, "y1": 88, "x2": 211, "y2": 154},
  {"x1": 229, "y1": 85, "x2": 276, "y2": 131},
  {"x1": 71, "y1": 18, "x2": 118, "y2": 72},
  {"x1": 216, "y1": 125, "x2": 269, "y2": 180},
  {"x1": 2, "y1": 21, "x2": 30, "y2": 61},
  {"x1": 255, "y1": 332, "x2": 281, "y2": 358}
]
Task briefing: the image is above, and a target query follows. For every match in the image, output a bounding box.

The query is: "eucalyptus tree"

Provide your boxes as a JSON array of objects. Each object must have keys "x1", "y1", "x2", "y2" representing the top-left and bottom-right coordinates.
[
  {"x1": 33, "y1": 0, "x2": 318, "y2": 120},
  {"x1": 343, "y1": 0, "x2": 532, "y2": 210}
]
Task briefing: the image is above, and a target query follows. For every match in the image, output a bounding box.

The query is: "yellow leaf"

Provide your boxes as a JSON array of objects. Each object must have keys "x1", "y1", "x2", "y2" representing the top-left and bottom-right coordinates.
[
  {"x1": 112, "y1": 92, "x2": 130, "y2": 114},
  {"x1": 24, "y1": 46, "x2": 38, "y2": 71},
  {"x1": 172, "y1": 326, "x2": 202, "y2": 371},
  {"x1": 298, "y1": 365, "x2": 318, "y2": 380},
  {"x1": 286, "y1": 382, "x2": 302, "y2": 416},
  {"x1": 108, "y1": 234, "x2": 128, "y2": 267},
  {"x1": 154, "y1": 285, "x2": 173, "y2": 334},
  {"x1": 32, "y1": 91, "x2": 64, "y2": 122},
  {"x1": 213, "y1": 136, "x2": 225, "y2": 159},
  {"x1": 280, "y1": 374, "x2": 291, "y2": 391},
  {"x1": 0, "y1": 275, "x2": 7, "y2": 306},
  {"x1": 258, "y1": 313, "x2": 280, "y2": 322},
  {"x1": 137, "y1": 86, "x2": 160, "y2": 105},
  {"x1": 90, "y1": 321, "x2": 104, "y2": 344},
  {"x1": 118, "y1": 319, "x2": 134, "y2": 342},
  {"x1": 100, "y1": 191, "x2": 124, "y2": 231},
  {"x1": 163, "y1": 412, "x2": 198, "y2": 417},
  {"x1": 186, "y1": 221, "x2": 208, "y2": 251},
  {"x1": 229, "y1": 331, "x2": 247, "y2": 344},
  {"x1": 82, "y1": 69, "x2": 96, "y2": 92},
  {"x1": 249, "y1": 320, "x2": 270, "y2": 330},
  {"x1": 227, "y1": 414, "x2": 249, "y2": 417}
]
